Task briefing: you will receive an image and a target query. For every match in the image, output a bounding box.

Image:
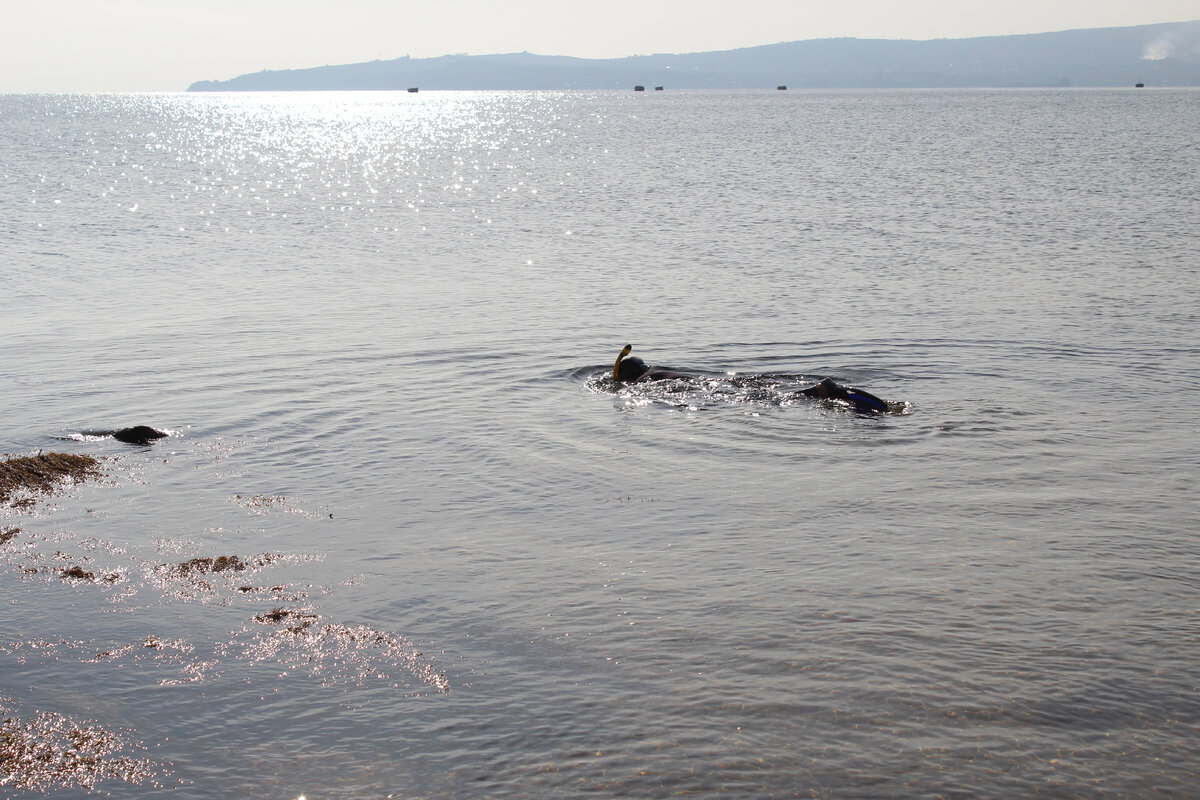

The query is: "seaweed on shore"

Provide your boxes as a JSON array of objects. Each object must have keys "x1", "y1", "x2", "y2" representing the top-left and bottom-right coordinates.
[
  {"x1": 0, "y1": 453, "x2": 101, "y2": 509},
  {"x1": 58, "y1": 565, "x2": 121, "y2": 585},
  {"x1": 0, "y1": 701, "x2": 163, "y2": 792},
  {"x1": 148, "y1": 552, "x2": 297, "y2": 602},
  {"x1": 60, "y1": 565, "x2": 96, "y2": 582},
  {"x1": 175, "y1": 555, "x2": 247, "y2": 575},
  {"x1": 234, "y1": 608, "x2": 450, "y2": 693},
  {"x1": 255, "y1": 607, "x2": 320, "y2": 631}
]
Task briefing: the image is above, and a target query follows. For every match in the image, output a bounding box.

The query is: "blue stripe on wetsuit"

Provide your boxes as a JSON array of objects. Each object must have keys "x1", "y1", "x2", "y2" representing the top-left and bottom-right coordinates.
[{"x1": 846, "y1": 391, "x2": 888, "y2": 413}]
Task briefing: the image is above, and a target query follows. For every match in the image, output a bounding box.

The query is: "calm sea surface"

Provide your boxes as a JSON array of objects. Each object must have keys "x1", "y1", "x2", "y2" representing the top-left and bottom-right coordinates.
[{"x1": 2, "y1": 88, "x2": 1198, "y2": 798}]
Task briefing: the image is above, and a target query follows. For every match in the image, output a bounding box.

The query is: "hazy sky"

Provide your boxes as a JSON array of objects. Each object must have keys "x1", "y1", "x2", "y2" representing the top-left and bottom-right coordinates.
[{"x1": 2, "y1": 0, "x2": 1197, "y2": 92}]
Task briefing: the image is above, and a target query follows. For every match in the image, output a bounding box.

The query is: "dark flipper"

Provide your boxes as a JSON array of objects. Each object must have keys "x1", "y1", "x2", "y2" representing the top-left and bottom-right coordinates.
[
  {"x1": 798, "y1": 378, "x2": 887, "y2": 413},
  {"x1": 843, "y1": 388, "x2": 888, "y2": 414},
  {"x1": 111, "y1": 426, "x2": 168, "y2": 445}
]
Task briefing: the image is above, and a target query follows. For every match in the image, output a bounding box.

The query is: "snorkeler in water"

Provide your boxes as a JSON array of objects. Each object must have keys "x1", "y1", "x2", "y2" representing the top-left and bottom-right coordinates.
[{"x1": 611, "y1": 344, "x2": 890, "y2": 414}]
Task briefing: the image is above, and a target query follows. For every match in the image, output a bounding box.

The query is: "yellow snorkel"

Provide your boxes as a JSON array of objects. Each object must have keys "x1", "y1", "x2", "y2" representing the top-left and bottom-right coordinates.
[{"x1": 613, "y1": 344, "x2": 633, "y2": 381}]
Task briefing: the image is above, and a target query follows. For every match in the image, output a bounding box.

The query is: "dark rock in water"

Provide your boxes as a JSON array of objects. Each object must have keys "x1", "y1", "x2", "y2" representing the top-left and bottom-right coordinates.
[{"x1": 112, "y1": 426, "x2": 168, "y2": 445}]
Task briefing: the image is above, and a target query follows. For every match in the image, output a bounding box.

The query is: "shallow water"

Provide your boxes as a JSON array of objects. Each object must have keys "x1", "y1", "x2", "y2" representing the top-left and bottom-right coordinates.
[{"x1": 2, "y1": 88, "x2": 1199, "y2": 798}]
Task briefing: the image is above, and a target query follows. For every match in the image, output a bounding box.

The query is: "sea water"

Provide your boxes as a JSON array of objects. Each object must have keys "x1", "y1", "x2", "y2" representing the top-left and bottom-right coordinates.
[{"x1": 1, "y1": 88, "x2": 1198, "y2": 798}]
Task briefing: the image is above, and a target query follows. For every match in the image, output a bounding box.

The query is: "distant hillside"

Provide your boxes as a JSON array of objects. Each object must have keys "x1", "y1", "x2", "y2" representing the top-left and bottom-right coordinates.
[{"x1": 189, "y1": 21, "x2": 1200, "y2": 91}]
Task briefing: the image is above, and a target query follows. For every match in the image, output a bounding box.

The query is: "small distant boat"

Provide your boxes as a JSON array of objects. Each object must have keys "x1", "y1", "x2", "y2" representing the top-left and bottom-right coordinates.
[
  {"x1": 777, "y1": 85, "x2": 787, "y2": 90},
  {"x1": 1135, "y1": 83, "x2": 1145, "y2": 88},
  {"x1": 634, "y1": 85, "x2": 645, "y2": 92},
  {"x1": 655, "y1": 86, "x2": 664, "y2": 91},
  {"x1": 407, "y1": 87, "x2": 419, "y2": 93}
]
